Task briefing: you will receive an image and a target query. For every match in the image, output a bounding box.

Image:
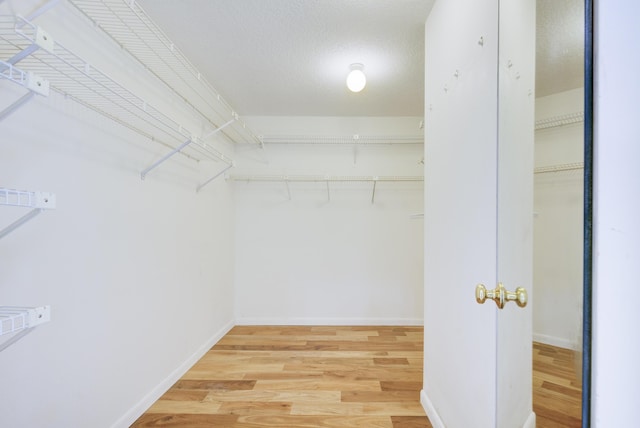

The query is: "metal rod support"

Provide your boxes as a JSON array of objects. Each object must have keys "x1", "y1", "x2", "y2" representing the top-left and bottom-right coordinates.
[
  {"x1": 285, "y1": 180, "x2": 291, "y2": 200},
  {"x1": 0, "y1": 208, "x2": 42, "y2": 240},
  {"x1": 203, "y1": 119, "x2": 235, "y2": 139},
  {"x1": 371, "y1": 180, "x2": 377, "y2": 204},
  {"x1": 196, "y1": 164, "x2": 234, "y2": 192},
  {"x1": 0, "y1": 327, "x2": 34, "y2": 353},
  {"x1": 140, "y1": 139, "x2": 192, "y2": 180},
  {"x1": 0, "y1": 92, "x2": 35, "y2": 123}
]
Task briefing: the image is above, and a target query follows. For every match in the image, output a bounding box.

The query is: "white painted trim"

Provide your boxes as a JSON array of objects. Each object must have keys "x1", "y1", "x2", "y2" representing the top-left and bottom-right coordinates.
[
  {"x1": 110, "y1": 319, "x2": 235, "y2": 428},
  {"x1": 420, "y1": 389, "x2": 445, "y2": 428},
  {"x1": 533, "y1": 332, "x2": 580, "y2": 351},
  {"x1": 523, "y1": 411, "x2": 536, "y2": 428},
  {"x1": 234, "y1": 317, "x2": 424, "y2": 326},
  {"x1": 420, "y1": 389, "x2": 536, "y2": 428}
]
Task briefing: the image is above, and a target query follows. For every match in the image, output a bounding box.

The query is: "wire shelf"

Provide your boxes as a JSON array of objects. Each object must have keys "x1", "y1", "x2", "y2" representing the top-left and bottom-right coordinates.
[
  {"x1": 534, "y1": 162, "x2": 584, "y2": 174},
  {"x1": 0, "y1": 15, "x2": 232, "y2": 166},
  {"x1": 535, "y1": 112, "x2": 584, "y2": 130},
  {"x1": 68, "y1": 0, "x2": 262, "y2": 147},
  {"x1": 260, "y1": 135, "x2": 424, "y2": 145},
  {"x1": 0, "y1": 306, "x2": 50, "y2": 336},
  {"x1": 0, "y1": 188, "x2": 55, "y2": 209},
  {"x1": 229, "y1": 175, "x2": 424, "y2": 182}
]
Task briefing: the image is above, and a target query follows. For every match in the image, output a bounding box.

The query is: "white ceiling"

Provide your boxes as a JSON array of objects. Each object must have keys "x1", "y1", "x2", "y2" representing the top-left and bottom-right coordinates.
[{"x1": 137, "y1": 0, "x2": 584, "y2": 117}]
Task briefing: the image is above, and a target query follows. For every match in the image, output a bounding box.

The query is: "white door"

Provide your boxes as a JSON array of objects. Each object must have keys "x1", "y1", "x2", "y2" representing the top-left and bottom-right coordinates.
[{"x1": 422, "y1": 1, "x2": 535, "y2": 427}]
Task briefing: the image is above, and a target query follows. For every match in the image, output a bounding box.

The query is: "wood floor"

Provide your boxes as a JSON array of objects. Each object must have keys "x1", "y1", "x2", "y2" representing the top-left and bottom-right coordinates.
[{"x1": 132, "y1": 326, "x2": 581, "y2": 427}]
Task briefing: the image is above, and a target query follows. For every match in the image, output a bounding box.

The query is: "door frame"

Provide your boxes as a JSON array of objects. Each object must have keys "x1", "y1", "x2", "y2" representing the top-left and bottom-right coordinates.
[{"x1": 582, "y1": 0, "x2": 594, "y2": 426}]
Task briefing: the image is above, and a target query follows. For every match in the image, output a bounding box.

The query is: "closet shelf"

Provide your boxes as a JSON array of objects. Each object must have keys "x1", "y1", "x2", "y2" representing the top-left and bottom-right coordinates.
[
  {"x1": 229, "y1": 175, "x2": 424, "y2": 183},
  {"x1": 260, "y1": 135, "x2": 424, "y2": 145},
  {"x1": 0, "y1": 187, "x2": 56, "y2": 240},
  {"x1": 230, "y1": 175, "x2": 423, "y2": 204},
  {"x1": 0, "y1": 306, "x2": 50, "y2": 337},
  {"x1": 535, "y1": 112, "x2": 584, "y2": 130},
  {"x1": 68, "y1": 0, "x2": 262, "y2": 148},
  {"x1": 534, "y1": 162, "x2": 584, "y2": 174},
  {"x1": 0, "y1": 15, "x2": 233, "y2": 180}
]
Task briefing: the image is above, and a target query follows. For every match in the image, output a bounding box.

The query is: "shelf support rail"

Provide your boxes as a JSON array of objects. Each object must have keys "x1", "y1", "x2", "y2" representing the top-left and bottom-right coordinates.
[
  {"x1": 0, "y1": 306, "x2": 51, "y2": 353},
  {"x1": 196, "y1": 163, "x2": 234, "y2": 193},
  {"x1": 371, "y1": 178, "x2": 378, "y2": 204},
  {"x1": 140, "y1": 119, "x2": 235, "y2": 181},
  {"x1": 0, "y1": 189, "x2": 56, "y2": 240},
  {"x1": 0, "y1": 61, "x2": 50, "y2": 121}
]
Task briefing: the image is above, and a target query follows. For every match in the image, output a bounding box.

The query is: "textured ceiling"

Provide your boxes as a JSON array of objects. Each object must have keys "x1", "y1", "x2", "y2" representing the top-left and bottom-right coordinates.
[
  {"x1": 536, "y1": 0, "x2": 584, "y2": 97},
  {"x1": 137, "y1": 0, "x2": 583, "y2": 117}
]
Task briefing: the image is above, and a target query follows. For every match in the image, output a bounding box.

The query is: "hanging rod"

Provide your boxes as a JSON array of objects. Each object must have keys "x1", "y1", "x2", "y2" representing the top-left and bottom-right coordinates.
[
  {"x1": 68, "y1": 0, "x2": 262, "y2": 148},
  {"x1": 535, "y1": 112, "x2": 584, "y2": 130},
  {"x1": 0, "y1": 188, "x2": 56, "y2": 240},
  {"x1": 260, "y1": 134, "x2": 424, "y2": 145},
  {"x1": 0, "y1": 15, "x2": 233, "y2": 169},
  {"x1": 228, "y1": 175, "x2": 424, "y2": 183},
  {"x1": 534, "y1": 162, "x2": 584, "y2": 174}
]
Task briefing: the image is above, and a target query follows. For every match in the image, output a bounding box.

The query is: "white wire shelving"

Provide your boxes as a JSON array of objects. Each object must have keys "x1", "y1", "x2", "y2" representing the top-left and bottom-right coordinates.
[
  {"x1": 0, "y1": 306, "x2": 50, "y2": 336},
  {"x1": 0, "y1": 187, "x2": 56, "y2": 240},
  {"x1": 534, "y1": 162, "x2": 584, "y2": 175},
  {"x1": 0, "y1": 306, "x2": 51, "y2": 352},
  {"x1": 0, "y1": 14, "x2": 234, "y2": 189},
  {"x1": 68, "y1": 0, "x2": 262, "y2": 149},
  {"x1": 535, "y1": 111, "x2": 584, "y2": 130},
  {"x1": 229, "y1": 175, "x2": 423, "y2": 203},
  {"x1": 260, "y1": 135, "x2": 424, "y2": 145}
]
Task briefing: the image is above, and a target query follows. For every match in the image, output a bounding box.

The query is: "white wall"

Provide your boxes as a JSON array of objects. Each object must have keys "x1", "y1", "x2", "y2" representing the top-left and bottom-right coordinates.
[
  {"x1": 533, "y1": 88, "x2": 584, "y2": 350},
  {"x1": 592, "y1": 1, "x2": 640, "y2": 425},
  {"x1": 233, "y1": 116, "x2": 424, "y2": 325},
  {"x1": 0, "y1": 3, "x2": 235, "y2": 427}
]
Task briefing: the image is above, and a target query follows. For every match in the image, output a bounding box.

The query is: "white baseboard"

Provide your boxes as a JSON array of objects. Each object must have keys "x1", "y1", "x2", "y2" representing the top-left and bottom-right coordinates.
[
  {"x1": 421, "y1": 389, "x2": 536, "y2": 428},
  {"x1": 235, "y1": 317, "x2": 423, "y2": 326},
  {"x1": 420, "y1": 389, "x2": 445, "y2": 428},
  {"x1": 533, "y1": 332, "x2": 580, "y2": 350},
  {"x1": 111, "y1": 319, "x2": 235, "y2": 428},
  {"x1": 523, "y1": 411, "x2": 536, "y2": 428}
]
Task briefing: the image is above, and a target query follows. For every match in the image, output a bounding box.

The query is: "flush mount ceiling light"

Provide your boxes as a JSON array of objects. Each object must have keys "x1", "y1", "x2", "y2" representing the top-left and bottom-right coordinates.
[{"x1": 346, "y1": 63, "x2": 366, "y2": 92}]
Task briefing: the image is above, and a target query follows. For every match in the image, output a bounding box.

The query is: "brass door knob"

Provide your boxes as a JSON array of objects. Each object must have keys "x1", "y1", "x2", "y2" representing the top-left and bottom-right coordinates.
[{"x1": 476, "y1": 283, "x2": 528, "y2": 309}]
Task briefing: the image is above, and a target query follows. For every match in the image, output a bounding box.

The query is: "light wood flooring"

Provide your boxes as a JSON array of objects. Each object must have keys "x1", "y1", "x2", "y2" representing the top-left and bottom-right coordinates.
[{"x1": 132, "y1": 326, "x2": 581, "y2": 427}]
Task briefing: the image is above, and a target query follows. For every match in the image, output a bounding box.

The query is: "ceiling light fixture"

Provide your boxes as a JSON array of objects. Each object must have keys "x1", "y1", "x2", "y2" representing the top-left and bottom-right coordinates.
[{"x1": 346, "y1": 63, "x2": 366, "y2": 92}]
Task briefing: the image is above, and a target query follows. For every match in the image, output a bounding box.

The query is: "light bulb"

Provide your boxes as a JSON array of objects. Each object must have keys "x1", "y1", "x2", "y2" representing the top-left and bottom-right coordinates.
[{"x1": 346, "y1": 64, "x2": 366, "y2": 92}]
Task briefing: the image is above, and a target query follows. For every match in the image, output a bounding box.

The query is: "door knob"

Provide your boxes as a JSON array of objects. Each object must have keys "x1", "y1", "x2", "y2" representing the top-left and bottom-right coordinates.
[{"x1": 475, "y1": 283, "x2": 527, "y2": 309}]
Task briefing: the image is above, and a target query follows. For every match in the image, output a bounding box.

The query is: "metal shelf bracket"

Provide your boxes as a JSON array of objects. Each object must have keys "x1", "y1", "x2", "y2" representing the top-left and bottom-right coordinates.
[
  {"x1": 0, "y1": 188, "x2": 56, "y2": 240},
  {"x1": 196, "y1": 163, "x2": 234, "y2": 193},
  {"x1": 140, "y1": 119, "x2": 235, "y2": 181},
  {"x1": 0, "y1": 306, "x2": 51, "y2": 352}
]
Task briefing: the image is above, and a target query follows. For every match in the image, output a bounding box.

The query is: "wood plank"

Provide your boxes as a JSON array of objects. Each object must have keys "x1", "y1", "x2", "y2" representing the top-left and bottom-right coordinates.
[{"x1": 132, "y1": 328, "x2": 581, "y2": 428}]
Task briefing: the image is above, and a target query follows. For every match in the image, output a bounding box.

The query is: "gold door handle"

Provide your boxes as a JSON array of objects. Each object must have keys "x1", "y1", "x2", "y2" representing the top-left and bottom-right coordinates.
[{"x1": 475, "y1": 283, "x2": 528, "y2": 309}]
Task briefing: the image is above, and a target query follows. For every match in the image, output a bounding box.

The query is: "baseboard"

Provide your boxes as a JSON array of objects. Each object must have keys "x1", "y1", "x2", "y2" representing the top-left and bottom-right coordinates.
[
  {"x1": 421, "y1": 389, "x2": 536, "y2": 428},
  {"x1": 235, "y1": 317, "x2": 424, "y2": 326},
  {"x1": 111, "y1": 319, "x2": 235, "y2": 428},
  {"x1": 533, "y1": 332, "x2": 580, "y2": 350},
  {"x1": 523, "y1": 411, "x2": 536, "y2": 428},
  {"x1": 420, "y1": 389, "x2": 445, "y2": 428}
]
